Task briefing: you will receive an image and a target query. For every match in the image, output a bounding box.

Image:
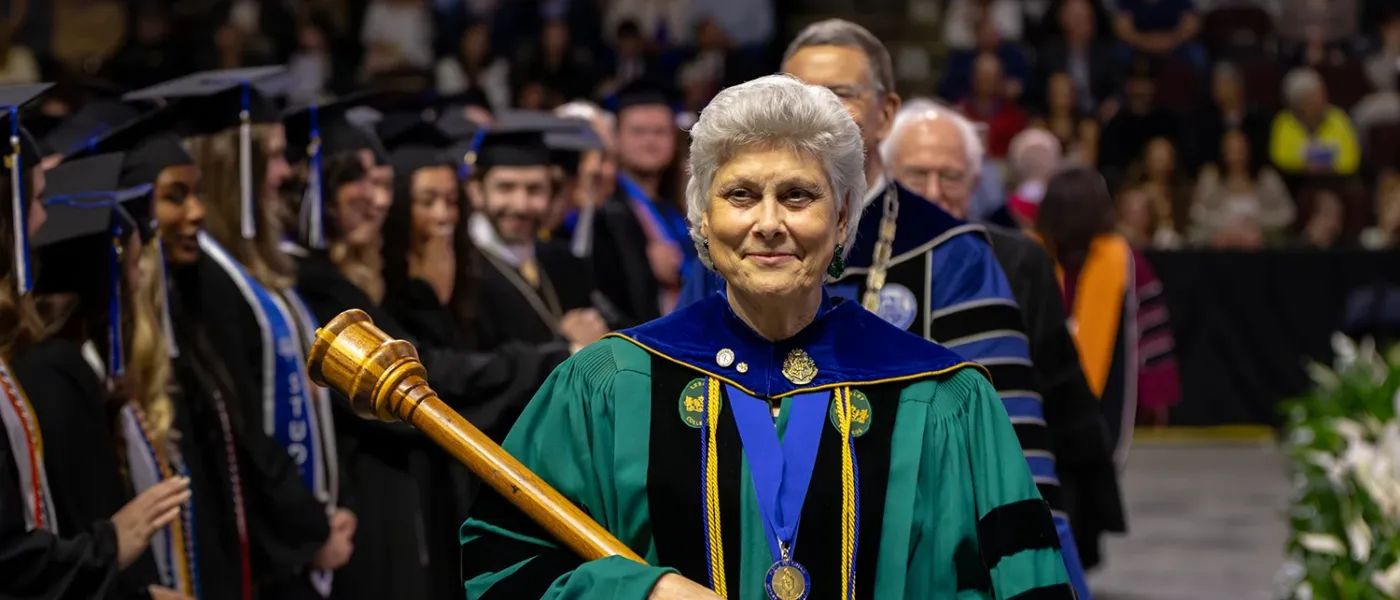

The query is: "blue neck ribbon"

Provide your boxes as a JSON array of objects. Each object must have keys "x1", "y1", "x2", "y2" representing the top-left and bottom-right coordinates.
[{"x1": 727, "y1": 384, "x2": 829, "y2": 562}]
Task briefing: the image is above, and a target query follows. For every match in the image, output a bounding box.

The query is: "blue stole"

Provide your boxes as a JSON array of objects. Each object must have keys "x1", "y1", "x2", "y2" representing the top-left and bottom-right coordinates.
[
  {"x1": 196, "y1": 234, "x2": 330, "y2": 503},
  {"x1": 618, "y1": 173, "x2": 694, "y2": 257}
]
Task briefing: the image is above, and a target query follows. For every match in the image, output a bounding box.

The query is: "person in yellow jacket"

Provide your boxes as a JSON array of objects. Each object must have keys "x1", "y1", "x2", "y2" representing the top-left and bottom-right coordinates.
[{"x1": 1269, "y1": 67, "x2": 1360, "y2": 176}]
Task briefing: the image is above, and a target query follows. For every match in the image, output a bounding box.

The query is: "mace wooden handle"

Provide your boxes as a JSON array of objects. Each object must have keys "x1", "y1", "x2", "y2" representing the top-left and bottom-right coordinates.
[{"x1": 306, "y1": 309, "x2": 645, "y2": 564}]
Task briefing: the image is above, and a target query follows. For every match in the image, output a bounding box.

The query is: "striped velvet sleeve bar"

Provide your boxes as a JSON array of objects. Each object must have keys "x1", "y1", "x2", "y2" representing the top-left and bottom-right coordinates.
[{"x1": 931, "y1": 236, "x2": 1094, "y2": 599}]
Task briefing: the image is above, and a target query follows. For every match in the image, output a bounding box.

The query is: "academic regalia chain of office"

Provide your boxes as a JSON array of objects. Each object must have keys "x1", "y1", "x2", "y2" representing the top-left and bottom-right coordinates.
[
  {"x1": 461, "y1": 291, "x2": 1076, "y2": 599},
  {"x1": 831, "y1": 178, "x2": 1093, "y2": 598}
]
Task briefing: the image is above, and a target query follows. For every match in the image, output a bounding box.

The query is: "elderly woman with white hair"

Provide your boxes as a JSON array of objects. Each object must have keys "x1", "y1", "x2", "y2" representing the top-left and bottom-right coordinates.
[
  {"x1": 1268, "y1": 66, "x2": 1361, "y2": 176},
  {"x1": 459, "y1": 75, "x2": 1072, "y2": 600}
]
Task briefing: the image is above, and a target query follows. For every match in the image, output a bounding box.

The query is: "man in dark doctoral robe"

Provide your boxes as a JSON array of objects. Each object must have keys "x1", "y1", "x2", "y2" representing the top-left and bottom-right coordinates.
[
  {"x1": 464, "y1": 113, "x2": 611, "y2": 350},
  {"x1": 875, "y1": 94, "x2": 1125, "y2": 581},
  {"x1": 781, "y1": 21, "x2": 1097, "y2": 597}
]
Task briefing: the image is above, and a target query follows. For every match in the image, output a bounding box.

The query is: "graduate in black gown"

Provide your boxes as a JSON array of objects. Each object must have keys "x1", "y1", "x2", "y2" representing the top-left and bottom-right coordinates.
[
  {"x1": 129, "y1": 69, "x2": 352, "y2": 600},
  {"x1": 455, "y1": 112, "x2": 611, "y2": 351},
  {"x1": 0, "y1": 86, "x2": 190, "y2": 600},
  {"x1": 289, "y1": 108, "x2": 570, "y2": 599},
  {"x1": 61, "y1": 76, "x2": 342, "y2": 599}
]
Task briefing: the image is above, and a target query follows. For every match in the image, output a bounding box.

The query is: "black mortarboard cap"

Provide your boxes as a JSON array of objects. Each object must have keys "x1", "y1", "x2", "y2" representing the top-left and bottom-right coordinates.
[
  {"x1": 436, "y1": 109, "x2": 482, "y2": 142},
  {"x1": 544, "y1": 128, "x2": 604, "y2": 174},
  {"x1": 472, "y1": 111, "x2": 591, "y2": 171},
  {"x1": 39, "y1": 99, "x2": 142, "y2": 158},
  {"x1": 61, "y1": 104, "x2": 195, "y2": 190},
  {"x1": 125, "y1": 67, "x2": 287, "y2": 239},
  {"x1": 377, "y1": 110, "x2": 454, "y2": 151},
  {"x1": 607, "y1": 79, "x2": 679, "y2": 114},
  {"x1": 284, "y1": 95, "x2": 390, "y2": 249},
  {"x1": 283, "y1": 95, "x2": 390, "y2": 165},
  {"x1": 33, "y1": 153, "x2": 150, "y2": 377},
  {"x1": 1, "y1": 83, "x2": 54, "y2": 295},
  {"x1": 124, "y1": 66, "x2": 288, "y2": 135}
]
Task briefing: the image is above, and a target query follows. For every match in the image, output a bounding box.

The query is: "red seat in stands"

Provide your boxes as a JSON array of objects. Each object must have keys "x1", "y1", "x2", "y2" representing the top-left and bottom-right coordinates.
[
  {"x1": 1156, "y1": 59, "x2": 1200, "y2": 114},
  {"x1": 1317, "y1": 62, "x2": 1372, "y2": 110},
  {"x1": 1203, "y1": 6, "x2": 1275, "y2": 60},
  {"x1": 1242, "y1": 59, "x2": 1283, "y2": 111}
]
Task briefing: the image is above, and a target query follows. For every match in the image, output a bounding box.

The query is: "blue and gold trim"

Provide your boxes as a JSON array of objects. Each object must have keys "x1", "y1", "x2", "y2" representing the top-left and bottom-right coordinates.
[{"x1": 609, "y1": 292, "x2": 986, "y2": 400}]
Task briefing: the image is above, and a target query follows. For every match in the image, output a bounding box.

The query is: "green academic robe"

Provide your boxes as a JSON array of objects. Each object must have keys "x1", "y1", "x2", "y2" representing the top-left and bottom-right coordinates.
[{"x1": 461, "y1": 293, "x2": 1071, "y2": 600}]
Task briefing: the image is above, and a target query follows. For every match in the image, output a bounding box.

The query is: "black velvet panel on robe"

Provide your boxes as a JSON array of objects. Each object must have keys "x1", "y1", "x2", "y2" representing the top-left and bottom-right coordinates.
[
  {"x1": 12, "y1": 338, "x2": 161, "y2": 600},
  {"x1": 590, "y1": 191, "x2": 661, "y2": 325},
  {"x1": 0, "y1": 420, "x2": 125, "y2": 599},
  {"x1": 170, "y1": 261, "x2": 331, "y2": 598},
  {"x1": 295, "y1": 250, "x2": 570, "y2": 600},
  {"x1": 984, "y1": 226, "x2": 1126, "y2": 570}
]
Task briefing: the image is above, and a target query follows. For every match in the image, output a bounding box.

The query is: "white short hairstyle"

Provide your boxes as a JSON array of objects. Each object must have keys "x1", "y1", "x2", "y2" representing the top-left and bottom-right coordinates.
[
  {"x1": 879, "y1": 98, "x2": 985, "y2": 174},
  {"x1": 685, "y1": 74, "x2": 867, "y2": 273},
  {"x1": 555, "y1": 100, "x2": 615, "y2": 130},
  {"x1": 1282, "y1": 67, "x2": 1325, "y2": 109}
]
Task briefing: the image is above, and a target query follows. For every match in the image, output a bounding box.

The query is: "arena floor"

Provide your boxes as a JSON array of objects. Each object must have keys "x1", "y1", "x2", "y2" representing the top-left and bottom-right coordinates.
[{"x1": 1089, "y1": 442, "x2": 1289, "y2": 600}]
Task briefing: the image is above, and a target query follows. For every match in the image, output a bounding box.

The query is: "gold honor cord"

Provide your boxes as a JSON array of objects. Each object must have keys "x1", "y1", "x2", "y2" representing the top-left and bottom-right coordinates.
[{"x1": 862, "y1": 184, "x2": 899, "y2": 312}]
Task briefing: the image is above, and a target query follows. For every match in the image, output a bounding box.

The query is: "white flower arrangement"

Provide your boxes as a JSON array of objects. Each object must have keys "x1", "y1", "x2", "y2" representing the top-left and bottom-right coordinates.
[{"x1": 1279, "y1": 335, "x2": 1400, "y2": 599}]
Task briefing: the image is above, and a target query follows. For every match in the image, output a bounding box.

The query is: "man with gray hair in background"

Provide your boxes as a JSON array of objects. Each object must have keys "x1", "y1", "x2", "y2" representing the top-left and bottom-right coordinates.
[
  {"x1": 781, "y1": 19, "x2": 1094, "y2": 599},
  {"x1": 885, "y1": 99, "x2": 1127, "y2": 581}
]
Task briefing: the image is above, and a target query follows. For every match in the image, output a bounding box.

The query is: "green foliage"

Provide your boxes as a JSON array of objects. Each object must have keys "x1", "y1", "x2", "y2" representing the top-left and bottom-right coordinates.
[{"x1": 1278, "y1": 337, "x2": 1400, "y2": 599}]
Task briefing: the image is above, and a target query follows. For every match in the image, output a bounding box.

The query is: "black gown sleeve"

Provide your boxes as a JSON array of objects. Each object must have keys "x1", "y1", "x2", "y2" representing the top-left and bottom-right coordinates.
[{"x1": 0, "y1": 424, "x2": 124, "y2": 600}]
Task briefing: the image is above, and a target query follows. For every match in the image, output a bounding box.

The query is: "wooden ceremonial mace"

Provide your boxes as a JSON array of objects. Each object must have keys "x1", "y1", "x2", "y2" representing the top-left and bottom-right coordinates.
[{"x1": 306, "y1": 309, "x2": 645, "y2": 564}]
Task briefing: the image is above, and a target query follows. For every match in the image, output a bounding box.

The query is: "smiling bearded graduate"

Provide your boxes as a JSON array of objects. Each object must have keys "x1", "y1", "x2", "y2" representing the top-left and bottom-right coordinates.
[{"x1": 459, "y1": 75, "x2": 1072, "y2": 600}]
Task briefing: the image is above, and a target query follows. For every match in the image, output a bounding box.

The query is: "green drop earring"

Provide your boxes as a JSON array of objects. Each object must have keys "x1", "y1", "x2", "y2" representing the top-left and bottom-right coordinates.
[{"x1": 827, "y1": 244, "x2": 847, "y2": 278}]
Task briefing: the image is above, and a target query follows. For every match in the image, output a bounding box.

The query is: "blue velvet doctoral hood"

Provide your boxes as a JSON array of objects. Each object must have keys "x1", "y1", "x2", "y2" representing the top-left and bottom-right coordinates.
[
  {"x1": 845, "y1": 180, "x2": 988, "y2": 268},
  {"x1": 610, "y1": 290, "x2": 981, "y2": 398}
]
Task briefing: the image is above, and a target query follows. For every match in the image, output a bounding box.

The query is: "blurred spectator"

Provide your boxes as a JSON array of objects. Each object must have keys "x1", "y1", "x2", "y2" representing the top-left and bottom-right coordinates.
[
  {"x1": 1029, "y1": 72, "x2": 1099, "y2": 166},
  {"x1": 1360, "y1": 173, "x2": 1400, "y2": 249},
  {"x1": 677, "y1": 18, "x2": 733, "y2": 111},
  {"x1": 436, "y1": 21, "x2": 512, "y2": 111},
  {"x1": 1099, "y1": 67, "x2": 1180, "y2": 179},
  {"x1": 1269, "y1": 67, "x2": 1361, "y2": 177},
  {"x1": 516, "y1": 17, "x2": 598, "y2": 103},
  {"x1": 430, "y1": 0, "x2": 499, "y2": 58},
  {"x1": 284, "y1": 13, "x2": 334, "y2": 105},
  {"x1": 599, "y1": 20, "x2": 664, "y2": 95},
  {"x1": 1113, "y1": 0, "x2": 1206, "y2": 71},
  {"x1": 0, "y1": 23, "x2": 40, "y2": 85},
  {"x1": 361, "y1": 0, "x2": 435, "y2": 76},
  {"x1": 1005, "y1": 128, "x2": 1065, "y2": 226},
  {"x1": 108, "y1": 4, "x2": 194, "y2": 91},
  {"x1": 1188, "y1": 61, "x2": 1270, "y2": 169},
  {"x1": 1352, "y1": 13, "x2": 1400, "y2": 144},
  {"x1": 605, "y1": 0, "x2": 692, "y2": 48},
  {"x1": 942, "y1": 0, "x2": 1024, "y2": 51},
  {"x1": 1189, "y1": 129, "x2": 1294, "y2": 247},
  {"x1": 1117, "y1": 186, "x2": 1158, "y2": 245},
  {"x1": 958, "y1": 54, "x2": 1028, "y2": 159},
  {"x1": 938, "y1": 11, "x2": 1030, "y2": 103},
  {"x1": 208, "y1": 0, "x2": 295, "y2": 68},
  {"x1": 51, "y1": 0, "x2": 128, "y2": 74},
  {"x1": 691, "y1": 0, "x2": 774, "y2": 51},
  {"x1": 1035, "y1": 0, "x2": 1120, "y2": 114},
  {"x1": 1279, "y1": 0, "x2": 1358, "y2": 60},
  {"x1": 1124, "y1": 136, "x2": 1191, "y2": 246},
  {"x1": 1298, "y1": 188, "x2": 1345, "y2": 248}
]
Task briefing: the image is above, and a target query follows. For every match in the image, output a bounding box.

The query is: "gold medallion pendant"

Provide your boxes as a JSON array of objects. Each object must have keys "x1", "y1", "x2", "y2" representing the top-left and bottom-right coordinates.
[
  {"x1": 765, "y1": 561, "x2": 809, "y2": 600},
  {"x1": 782, "y1": 349, "x2": 818, "y2": 385}
]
